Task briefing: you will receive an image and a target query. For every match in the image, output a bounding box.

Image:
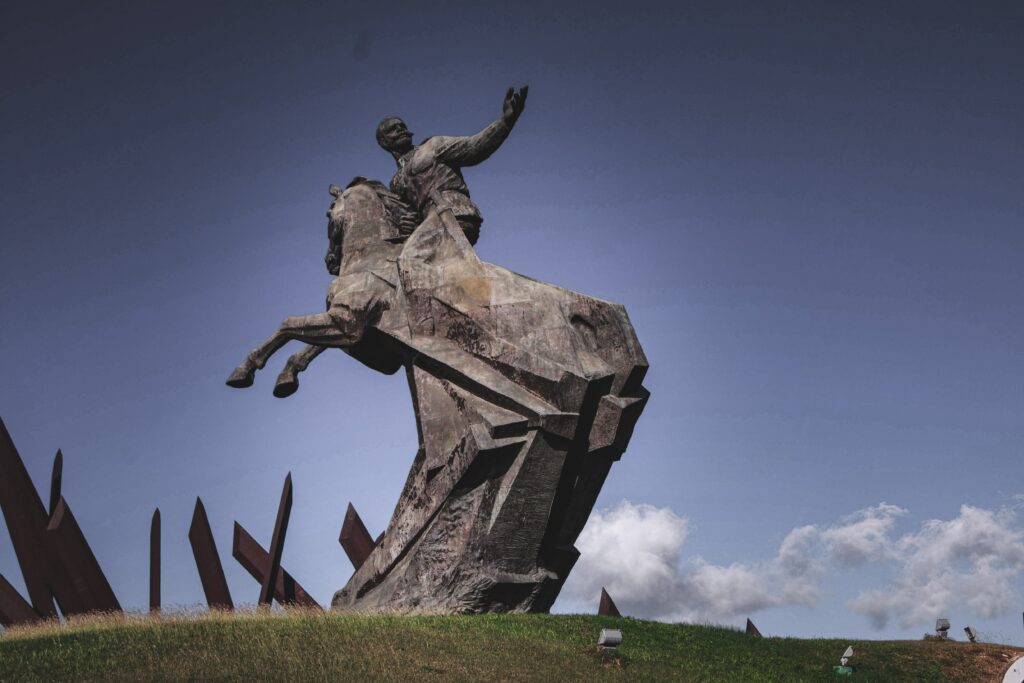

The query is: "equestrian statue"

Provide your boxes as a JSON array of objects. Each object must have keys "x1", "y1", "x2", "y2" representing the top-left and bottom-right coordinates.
[{"x1": 227, "y1": 87, "x2": 649, "y2": 613}]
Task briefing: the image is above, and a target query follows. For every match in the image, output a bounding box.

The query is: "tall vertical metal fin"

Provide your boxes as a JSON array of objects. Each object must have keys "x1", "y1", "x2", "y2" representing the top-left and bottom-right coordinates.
[
  {"x1": 339, "y1": 502, "x2": 376, "y2": 570},
  {"x1": 0, "y1": 417, "x2": 61, "y2": 618},
  {"x1": 46, "y1": 497, "x2": 121, "y2": 613},
  {"x1": 598, "y1": 587, "x2": 620, "y2": 617},
  {"x1": 49, "y1": 450, "x2": 62, "y2": 519},
  {"x1": 232, "y1": 522, "x2": 320, "y2": 609},
  {"x1": 0, "y1": 574, "x2": 41, "y2": 627},
  {"x1": 150, "y1": 508, "x2": 160, "y2": 613},
  {"x1": 259, "y1": 473, "x2": 293, "y2": 606},
  {"x1": 188, "y1": 497, "x2": 233, "y2": 610}
]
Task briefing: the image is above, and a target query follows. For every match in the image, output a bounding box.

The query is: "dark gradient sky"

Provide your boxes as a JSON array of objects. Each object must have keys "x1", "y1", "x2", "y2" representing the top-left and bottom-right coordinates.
[{"x1": 2, "y1": 1, "x2": 1022, "y2": 639}]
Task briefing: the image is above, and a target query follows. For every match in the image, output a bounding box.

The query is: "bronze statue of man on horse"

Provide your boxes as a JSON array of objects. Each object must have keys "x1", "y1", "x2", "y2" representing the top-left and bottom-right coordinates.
[
  {"x1": 227, "y1": 86, "x2": 528, "y2": 396},
  {"x1": 226, "y1": 87, "x2": 649, "y2": 614}
]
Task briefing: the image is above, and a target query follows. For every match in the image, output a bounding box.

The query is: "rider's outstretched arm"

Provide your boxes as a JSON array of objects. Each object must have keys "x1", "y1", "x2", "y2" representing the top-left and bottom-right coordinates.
[
  {"x1": 426, "y1": 86, "x2": 528, "y2": 168},
  {"x1": 427, "y1": 119, "x2": 510, "y2": 168}
]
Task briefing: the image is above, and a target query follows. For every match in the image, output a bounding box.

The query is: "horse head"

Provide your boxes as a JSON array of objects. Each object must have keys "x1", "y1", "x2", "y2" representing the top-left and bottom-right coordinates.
[{"x1": 324, "y1": 177, "x2": 418, "y2": 277}]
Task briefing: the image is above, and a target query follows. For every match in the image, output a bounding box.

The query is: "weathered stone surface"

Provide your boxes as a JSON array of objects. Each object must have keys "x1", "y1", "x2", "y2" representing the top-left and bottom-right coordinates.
[{"x1": 227, "y1": 89, "x2": 648, "y2": 613}]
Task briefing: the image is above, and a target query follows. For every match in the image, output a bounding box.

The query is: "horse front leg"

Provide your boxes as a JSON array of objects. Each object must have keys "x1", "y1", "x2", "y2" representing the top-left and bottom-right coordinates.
[
  {"x1": 226, "y1": 313, "x2": 345, "y2": 389},
  {"x1": 272, "y1": 344, "x2": 327, "y2": 398}
]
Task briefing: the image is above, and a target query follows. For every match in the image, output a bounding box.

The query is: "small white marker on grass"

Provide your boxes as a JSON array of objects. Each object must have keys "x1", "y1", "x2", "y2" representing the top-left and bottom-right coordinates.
[
  {"x1": 597, "y1": 628, "x2": 622, "y2": 650},
  {"x1": 834, "y1": 646, "x2": 854, "y2": 676}
]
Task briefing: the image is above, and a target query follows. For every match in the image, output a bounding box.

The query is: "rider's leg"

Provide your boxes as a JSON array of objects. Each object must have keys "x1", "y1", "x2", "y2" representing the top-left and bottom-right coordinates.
[{"x1": 457, "y1": 216, "x2": 482, "y2": 246}]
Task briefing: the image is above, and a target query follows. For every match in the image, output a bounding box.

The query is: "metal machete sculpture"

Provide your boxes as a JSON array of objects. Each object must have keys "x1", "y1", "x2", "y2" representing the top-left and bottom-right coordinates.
[{"x1": 227, "y1": 87, "x2": 649, "y2": 613}]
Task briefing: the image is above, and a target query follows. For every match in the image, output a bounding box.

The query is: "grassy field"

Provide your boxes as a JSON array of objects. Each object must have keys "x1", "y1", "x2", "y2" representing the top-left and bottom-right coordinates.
[{"x1": 0, "y1": 610, "x2": 1021, "y2": 682}]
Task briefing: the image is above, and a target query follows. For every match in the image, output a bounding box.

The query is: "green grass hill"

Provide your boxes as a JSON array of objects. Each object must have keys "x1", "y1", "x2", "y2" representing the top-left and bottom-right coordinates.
[{"x1": 1, "y1": 610, "x2": 1020, "y2": 682}]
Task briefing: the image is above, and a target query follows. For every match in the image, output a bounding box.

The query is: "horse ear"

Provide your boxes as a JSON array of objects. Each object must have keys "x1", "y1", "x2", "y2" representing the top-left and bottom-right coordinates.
[{"x1": 329, "y1": 184, "x2": 342, "y2": 198}]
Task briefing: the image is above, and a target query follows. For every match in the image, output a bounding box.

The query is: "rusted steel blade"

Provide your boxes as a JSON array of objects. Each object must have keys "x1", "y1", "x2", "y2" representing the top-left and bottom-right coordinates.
[
  {"x1": 339, "y1": 502, "x2": 376, "y2": 571},
  {"x1": 46, "y1": 497, "x2": 121, "y2": 613},
  {"x1": 188, "y1": 497, "x2": 233, "y2": 610},
  {"x1": 745, "y1": 618, "x2": 762, "y2": 637},
  {"x1": 259, "y1": 473, "x2": 293, "y2": 606},
  {"x1": 598, "y1": 587, "x2": 620, "y2": 617},
  {"x1": 49, "y1": 450, "x2": 62, "y2": 519},
  {"x1": 0, "y1": 573, "x2": 41, "y2": 627},
  {"x1": 232, "y1": 522, "x2": 320, "y2": 609},
  {"x1": 0, "y1": 418, "x2": 69, "y2": 618},
  {"x1": 150, "y1": 508, "x2": 160, "y2": 612}
]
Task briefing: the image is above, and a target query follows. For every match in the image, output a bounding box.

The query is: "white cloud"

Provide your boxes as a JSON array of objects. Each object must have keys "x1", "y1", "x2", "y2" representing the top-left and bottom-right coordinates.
[
  {"x1": 847, "y1": 504, "x2": 1024, "y2": 628},
  {"x1": 562, "y1": 501, "x2": 822, "y2": 624},
  {"x1": 822, "y1": 503, "x2": 906, "y2": 567},
  {"x1": 561, "y1": 499, "x2": 1024, "y2": 630},
  {"x1": 565, "y1": 501, "x2": 689, "y2": 618}
]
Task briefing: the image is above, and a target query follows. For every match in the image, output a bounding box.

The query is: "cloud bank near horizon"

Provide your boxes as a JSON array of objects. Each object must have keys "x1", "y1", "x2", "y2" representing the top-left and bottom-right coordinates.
[{"x1": 560, "y1": 500, "x2": 1024, "y2": 629}]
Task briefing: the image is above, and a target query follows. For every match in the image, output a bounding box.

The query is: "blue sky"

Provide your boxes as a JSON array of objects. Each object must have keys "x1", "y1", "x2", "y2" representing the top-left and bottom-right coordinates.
[{"x1": 2, "y1": 1, "x2": 1022, "y2": 641}]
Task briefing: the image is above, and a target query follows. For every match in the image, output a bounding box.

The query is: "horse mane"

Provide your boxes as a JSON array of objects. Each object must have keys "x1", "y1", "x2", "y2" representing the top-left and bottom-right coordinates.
[{"x1": 344, "y1": 176, "x2": 418, "y2": 238}]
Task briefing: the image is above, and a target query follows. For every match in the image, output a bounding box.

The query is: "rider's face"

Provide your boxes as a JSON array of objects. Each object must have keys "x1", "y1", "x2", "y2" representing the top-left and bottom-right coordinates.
[{"x1": 382, "y1": 119, "x2": 413, "y2": 153}]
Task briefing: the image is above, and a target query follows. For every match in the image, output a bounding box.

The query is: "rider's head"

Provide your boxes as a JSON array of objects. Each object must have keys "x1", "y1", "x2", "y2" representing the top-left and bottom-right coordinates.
[{"x1": 376, "y1": 117, "x2": 414, "y2": 156}]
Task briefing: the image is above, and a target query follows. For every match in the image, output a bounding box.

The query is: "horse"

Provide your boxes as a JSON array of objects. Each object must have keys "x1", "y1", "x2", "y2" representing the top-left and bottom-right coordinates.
[
  {"x1": 226, "y1": 178, "x2": 414, "y2": 396},
  {"x1": 227, "y1": 180, "x2": 649, "y2": 613}
]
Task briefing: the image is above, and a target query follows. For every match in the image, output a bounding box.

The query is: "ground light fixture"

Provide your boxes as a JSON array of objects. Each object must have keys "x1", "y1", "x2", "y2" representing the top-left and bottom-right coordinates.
[
  {"x1": 936, "y1": 618, "x2": 951, "y2": 639},
  {"x1": 597, "y1": 628, "x2": 622, "y2": 649},
  {"x1": 964, "y1": 626, "x2": 978, "y2": 643},
  {"x1": 834, "y1": 646, "x2": 854, "y2": 676}
]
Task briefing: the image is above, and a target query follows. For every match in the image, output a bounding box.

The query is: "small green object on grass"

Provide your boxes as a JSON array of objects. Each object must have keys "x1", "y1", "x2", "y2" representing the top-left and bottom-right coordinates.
[{"x1": 834, "y1": 664, "x2": 854, "y2": 675}]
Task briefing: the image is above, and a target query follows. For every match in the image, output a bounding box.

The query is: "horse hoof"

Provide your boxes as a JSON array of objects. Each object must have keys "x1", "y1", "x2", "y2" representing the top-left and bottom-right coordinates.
[
  {"x1": 226, "y1": 363, "x2": 256, "y2": 388},
  {"x1": 273, "y1": 376, "x2": 299, "y2": 398}
]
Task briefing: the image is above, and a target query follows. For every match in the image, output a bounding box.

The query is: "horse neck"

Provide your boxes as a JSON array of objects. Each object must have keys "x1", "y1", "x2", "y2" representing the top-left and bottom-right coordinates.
[{"x1": 337, "y1": 185, "x2": 399, "y2": 268}]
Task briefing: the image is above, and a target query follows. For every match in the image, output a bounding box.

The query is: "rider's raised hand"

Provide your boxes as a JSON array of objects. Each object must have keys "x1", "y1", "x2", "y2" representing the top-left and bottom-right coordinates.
[{"x1": 502, "y1": 85, "x2": 528, "y2": 127}]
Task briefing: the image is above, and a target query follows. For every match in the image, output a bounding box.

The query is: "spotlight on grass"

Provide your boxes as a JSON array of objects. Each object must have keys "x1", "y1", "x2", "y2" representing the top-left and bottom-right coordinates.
[
  {"x1": 964, "y1": 626, "x2": 978, "y2": 643},
  {"x1": 597, "y1": 628, "x2": 622, "y2": 650},
  {"x1": 833, "y1": 646, "x2": 854, "y2": 675}
]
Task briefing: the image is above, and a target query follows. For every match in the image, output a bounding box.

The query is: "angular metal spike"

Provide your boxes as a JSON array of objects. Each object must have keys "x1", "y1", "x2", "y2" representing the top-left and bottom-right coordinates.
[
  {"x1": 0, "y1": 573, "x2": 41, "y2": 627},
  {"x1": 259, "y1": 473, "x2": 293, "y2": 606},
  {"x1": 339, "y1": 502, "x2": 376, "y2": 571},
  {"x1": 598, "y1": 587, "x2": 620, "y2": 617},
  {"x1": 49, "y1": 450, "x2": 62, "y2": 519},
  {"x1": 150, "y1": 508, "x2": 160, "y2": 613},
  {"x1": 232, "y1": 522, "x2": 320, "y2": 609},
  {"x1": 0, "y1": 418, "x2": 77, "y2": 618},
  {"x1": 188, "y1": 497, "x2": 233, "y2": 610},
  {"x1": 746, "y1": 618, "x2": 762, "y2": 637},
  {"x1": 46, "y1": 497, "x2": 121, "y2": 613}
]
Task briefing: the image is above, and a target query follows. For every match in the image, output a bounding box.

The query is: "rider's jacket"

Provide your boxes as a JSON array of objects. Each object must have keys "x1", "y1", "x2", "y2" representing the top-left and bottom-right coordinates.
[{"x1": 389, "y1": 117, "x2": 512, "y2": 239}]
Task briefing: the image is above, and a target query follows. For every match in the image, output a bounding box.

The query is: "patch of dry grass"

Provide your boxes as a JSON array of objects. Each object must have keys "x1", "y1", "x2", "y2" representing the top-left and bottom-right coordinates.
[{"x1": 1, "y1": 610, "x2": 1021, "y2": 682}]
